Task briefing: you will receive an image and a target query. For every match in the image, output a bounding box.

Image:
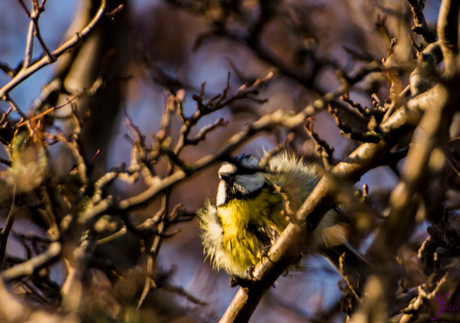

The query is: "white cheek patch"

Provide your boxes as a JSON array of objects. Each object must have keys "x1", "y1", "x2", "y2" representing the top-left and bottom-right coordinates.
[
  {"x1": 216, "y1": 180, "x2": 227, "y2": 206},
  {"x1": 218, "y1": 163, "x2": 237, "y2": 176}
]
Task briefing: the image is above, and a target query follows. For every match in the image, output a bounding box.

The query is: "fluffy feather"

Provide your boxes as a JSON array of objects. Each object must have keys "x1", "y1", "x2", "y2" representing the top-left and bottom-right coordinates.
[{"x1": 198, "y1": 152, "x2": 343, "y2": 276}]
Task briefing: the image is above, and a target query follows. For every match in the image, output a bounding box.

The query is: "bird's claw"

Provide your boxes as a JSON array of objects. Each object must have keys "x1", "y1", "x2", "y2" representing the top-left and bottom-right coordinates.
[{"x1": 245, "y1": 266, "x2": 255, "y2": 279}]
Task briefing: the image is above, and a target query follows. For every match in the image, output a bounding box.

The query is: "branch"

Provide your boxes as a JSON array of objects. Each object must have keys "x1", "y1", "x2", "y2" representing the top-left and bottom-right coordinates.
[
  {"x1": 0, "y1": 186, "x2": 16, "y2": 269},
  {"x1": 185, "y1": 117, "x2": 228, "y2": 146},
  {"x1": 78, "y1": 62, "x2": 380, "y2": 226},
  {"x1": 202, "y1": 29, "x2": 322, "y2": 92},
  {"x1": 0, "y1": 0, "x2": 107, "y2": 99},
  {"x1": 407, "y1": 0, "x2": 437, "y2": 43},
  {"x1": 371, "y1": 79, "x2": 460, "y2": 262},
  {"x1": 1, "y1": 242, "x2": 61, "y2": 282},
  {"x1": 162, "y1": 283, "x2": 208, "y2": 306},
  {"x1": 305, "y1": 119, "x2": 336, "y2": 170},
  {"x1": 4, "y1": 94, "x2": 33, "y2": 134},
  {"x1": 0, "y1": 277, "x2": 28, "y2": 322},
  {"x1": 437, "y1": 0, "x2": 460, "y2": 70},
  {"x1": 173, "y1": 72, "x2": 272, "y2": 155},
  {"x1": 218, "y1": 63, "x2": 459, "y2": 323},
  {"x1": 61, "y1": 236, "x2": 97, "y2": 313},
  {"x1": 23, "y1": 21, "x2": 35, "y2": 69},
  {"x1": 15, "y1": 94, "x2": 79, "y2": 128},
  {"x1": 329, "y1": 106, "x2": 382, "y2": 143}
]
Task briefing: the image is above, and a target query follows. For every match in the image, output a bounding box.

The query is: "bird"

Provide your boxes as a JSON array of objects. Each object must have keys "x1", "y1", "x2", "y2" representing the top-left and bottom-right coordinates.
[{"x1": 197, "y1": 152, "x2": 368, "y2": 278}]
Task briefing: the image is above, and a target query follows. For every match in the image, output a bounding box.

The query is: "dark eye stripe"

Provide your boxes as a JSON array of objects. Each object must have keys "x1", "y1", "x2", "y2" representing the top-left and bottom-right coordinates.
[
  {"x1": 219, "y1": 167, "x2": 258, "y2": 177},
  {"x1": 222, "y1": 182, "x2": 268, "y2": 205},
  {"x1": 230, "y1": 165, "x2": 262, "y2": 176}
]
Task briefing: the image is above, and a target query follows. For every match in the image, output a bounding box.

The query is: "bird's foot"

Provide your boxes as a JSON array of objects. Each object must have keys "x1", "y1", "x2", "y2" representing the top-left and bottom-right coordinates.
[
  {"x1": 245, "y1": 266, "x2": 255, "y2": 279},
  {"x1": 260, "y1": 245, "x2": 271, "y2": 259},
  {"x1": 281, "y1": 267, "x2": 290, "y2": 277},
  {"x1": 229, "y1": 266, "x2": 257, "y2": 288},
  {"x1": 260, "y1": 245, "x2": 277, "y2": 266},
  {"x1": 230, "y1": 274, "x2": 255, "y2": 289}
]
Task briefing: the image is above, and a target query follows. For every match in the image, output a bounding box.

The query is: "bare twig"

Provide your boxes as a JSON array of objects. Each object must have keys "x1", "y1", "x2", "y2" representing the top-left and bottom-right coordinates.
[
  {"x1": 338, "y1": 253, "x2": 360, "y2": 301},
  {"x1": 162, "y1": 283, "x2": 208, "y2": 306},
  {"x1": 15, "y1": 94, "x2": 79, "y2": 128},
  {"x1": 373, "y1": 71, "x2": 460, "y2": 261},
  {"x1": 105, "y1": 4, "x2": 125, "y2": 18},
  {"x1": 0, "y1": 0, "x2": 107, "y2": 99},
  {"x1": 173, "y1": 72, "x2": 272, "y2": 156},
  {"x1": 30, "y1": 79, "x2": 65, "y2": 111},
  {"x1": 137, "y1": 195, "x2": 170, "y2": 309},
  {"x1": 1, "y1": 242, "x2": 61, "y2": 282},
  {"x1": 96, "y1": 226, "x2": 127, "y2": 246},
  {"x1": 0, "y1": 157, "x2": 12, "y2": 166},
  {"x1": 0, "y1": 107, "x2": 12, "y2": 126},
  {"x1": 78, "y1": 62, "x2": 382, "y2": 227},
  {"x1": 0, "y1": 186, "x2": 16, "y2": 269},
  {"x1": 218, "y1": 58, "x2": 457, "y2": 323},
  {"x1": 61, "y1": 236, "x2": 96, "y2": 313},
  {"x1": 437, "y1": 0, "x2": 460, "y2": 71},
  {"x1": 4, "y1": 94, "x2": 33, "y2": 134},
  {"x1": 305, "y1": 118, "x2": 335, "y2": 169},
  {"x1": 17, "y1": 0, "x2": 30, "y2": 16},
  {"x1": 23, "y1": 21, "x2": 35, "y2": 69},
  {"x1": 55, "y1": 124, "x2": 88, "y2": 186},
  {"x1": 329, "y1": 106, "x2": 382, "y2": 143},
  {"x1": 407, "y1": 0, "x2": 437, "y2": 43},
  {"x1": 186, "y1": 118, "x2": 228, "y2": 146}
]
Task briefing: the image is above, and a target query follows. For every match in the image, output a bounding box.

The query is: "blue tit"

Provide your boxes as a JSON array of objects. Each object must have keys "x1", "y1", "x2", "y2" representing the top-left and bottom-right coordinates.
[{"x1": 198, "y1": 152, "x2": 365, "y2": 277}]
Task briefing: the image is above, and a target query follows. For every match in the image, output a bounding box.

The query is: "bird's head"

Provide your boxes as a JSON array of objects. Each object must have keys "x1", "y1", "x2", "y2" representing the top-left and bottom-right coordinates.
[{"x1": 216, "y1": 154, "x2": 266, "y2": 206}]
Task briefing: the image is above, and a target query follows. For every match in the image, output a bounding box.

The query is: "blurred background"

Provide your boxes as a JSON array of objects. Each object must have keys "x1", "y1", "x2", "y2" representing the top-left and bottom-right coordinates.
[{"x1": 0, "y1": 0, "x2": 445, "y2": 322}]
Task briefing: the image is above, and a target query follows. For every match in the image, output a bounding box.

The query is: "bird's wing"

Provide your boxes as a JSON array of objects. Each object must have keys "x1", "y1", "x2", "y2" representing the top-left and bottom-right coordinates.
[
  {"x1": 333, "y1": 205, "x2": 352, "y2": 224},
  {"x1": 248, "y1": 222, "x2": 280, "y2": 249},
  {"x1": 319, "y1": 239, "x2": 373, "y2": 279}
]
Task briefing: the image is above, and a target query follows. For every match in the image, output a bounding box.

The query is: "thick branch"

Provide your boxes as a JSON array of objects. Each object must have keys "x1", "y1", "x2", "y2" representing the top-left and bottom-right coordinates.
[
  {"x1": 218, "y1": 71, "x2": 458, "y2": 323},
  {"x1": 437, "y1": 0, "x2": 460, "y2": 70}
]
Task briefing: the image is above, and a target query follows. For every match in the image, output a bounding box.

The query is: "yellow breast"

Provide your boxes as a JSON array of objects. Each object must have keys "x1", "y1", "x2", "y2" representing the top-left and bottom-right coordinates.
[{"x1": 217, "y1": 187, "x2": 287, "y2": 275}]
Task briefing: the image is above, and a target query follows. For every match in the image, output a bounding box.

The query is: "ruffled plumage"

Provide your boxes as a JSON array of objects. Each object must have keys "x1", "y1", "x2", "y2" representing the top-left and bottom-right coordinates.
[{"x1": 197, "y1": 152, "x2": 340, "y2": 276}]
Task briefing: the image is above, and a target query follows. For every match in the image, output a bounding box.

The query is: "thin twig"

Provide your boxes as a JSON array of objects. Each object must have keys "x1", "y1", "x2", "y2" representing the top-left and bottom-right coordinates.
[
  {"x1": 0, "y1": 185, "x2": 16, "y2": 269},
  {"x1": 30, "y1": 5, "x2": 56, "y2": 63},
  {"x1": 4, "y1": 94, "x2": 33, "y2": 134},
  {"x1": 79, "y1": 61, "x2": 382, "y2": 224},
  {"x1": 0, "y1": 0, "x2": 107, "y2": 98},
  {"x1": 15, "y1": 94, "x2": 79, "y2": 128},
  {"x1": 162, "y1": 283, "x2": 208, "y2": 306},
  {"x1": 96, "y1": 226, "x2": 127, "y2": 246},
  {"x1": 407, "y1": 0, "x2": 437, "y2": 43},
  {"x1": 23, "y1": 21, "x2": 35, "y2": 69}
]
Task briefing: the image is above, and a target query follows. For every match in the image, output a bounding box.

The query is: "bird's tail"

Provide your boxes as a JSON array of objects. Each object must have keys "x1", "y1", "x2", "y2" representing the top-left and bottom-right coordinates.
[{"x1": 320, "y1": 239, "x2": 373, "y2": 281}]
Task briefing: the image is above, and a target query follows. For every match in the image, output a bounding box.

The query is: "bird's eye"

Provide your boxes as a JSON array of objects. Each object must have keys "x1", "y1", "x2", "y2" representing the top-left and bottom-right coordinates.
[{"x1": 219, "y1": 173, "x2": 234, "y2": 184}]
